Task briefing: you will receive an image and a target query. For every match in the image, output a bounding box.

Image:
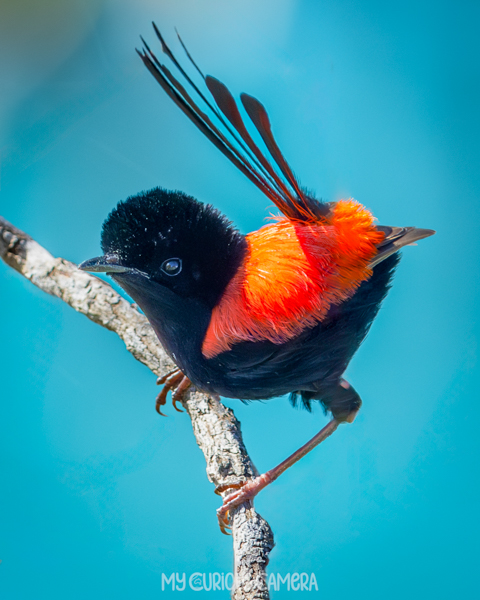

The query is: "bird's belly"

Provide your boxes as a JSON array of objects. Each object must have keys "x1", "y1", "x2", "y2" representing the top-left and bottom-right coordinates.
[
  {"x1": 199, "y1": 375, "x2": 321, "y2": 401},
  {"x1": 190, "y1": 329, "x2": 344, "y2": 401}
]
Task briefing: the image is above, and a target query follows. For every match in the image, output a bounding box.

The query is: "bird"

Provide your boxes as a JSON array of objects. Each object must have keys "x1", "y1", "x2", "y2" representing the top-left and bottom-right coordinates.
[{"x1": 79, "y1": 25, "x2": 435, "y2": 532}]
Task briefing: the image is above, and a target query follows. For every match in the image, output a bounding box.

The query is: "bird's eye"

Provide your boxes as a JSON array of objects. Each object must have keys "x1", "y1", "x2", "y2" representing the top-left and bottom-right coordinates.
[{"x1": 160, "y1": 258, "x2": 182, "y2": 276}]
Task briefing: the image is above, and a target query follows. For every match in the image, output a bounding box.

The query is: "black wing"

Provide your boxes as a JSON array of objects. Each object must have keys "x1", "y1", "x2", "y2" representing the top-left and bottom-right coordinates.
[{"x1": 137, "y1": 24, "x2": 328, "y2": 222}]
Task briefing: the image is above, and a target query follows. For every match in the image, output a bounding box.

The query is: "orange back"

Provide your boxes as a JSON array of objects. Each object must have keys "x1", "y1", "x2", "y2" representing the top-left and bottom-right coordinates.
[{"x1": 202, "y1": 200, "x2": 384, "y2": 359}]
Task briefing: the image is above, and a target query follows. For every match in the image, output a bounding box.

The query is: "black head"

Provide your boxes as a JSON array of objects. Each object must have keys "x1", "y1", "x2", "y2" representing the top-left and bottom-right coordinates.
[{"x1": 80, "y1": 187, "x2": 247, "y2": 309}]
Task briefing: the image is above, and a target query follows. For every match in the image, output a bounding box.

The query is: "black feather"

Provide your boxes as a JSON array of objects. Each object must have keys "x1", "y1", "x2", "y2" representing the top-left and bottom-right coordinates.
[{"x1": 101, "y1": 187, "x2": 247, "y2": 309}]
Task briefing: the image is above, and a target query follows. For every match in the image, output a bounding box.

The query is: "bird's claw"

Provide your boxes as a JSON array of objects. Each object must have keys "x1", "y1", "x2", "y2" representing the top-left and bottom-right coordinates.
[
  {"x1": 171, "y1": 376, "x2": 191, "y2": 412},
  {"x1": 217, "y1": 511, "x2": 232, "y2": 535},
  {"x1": 216, "y1": 474, "x2": 272, "y2": 534},
  {"x1": 155, "y1": 368, "x2": 191, "y2": 415}
]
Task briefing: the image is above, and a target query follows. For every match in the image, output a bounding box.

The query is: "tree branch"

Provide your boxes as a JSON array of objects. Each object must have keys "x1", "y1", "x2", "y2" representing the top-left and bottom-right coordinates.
[{"x1": 0, "y1": 215, "x2": 274, "y2": 599}]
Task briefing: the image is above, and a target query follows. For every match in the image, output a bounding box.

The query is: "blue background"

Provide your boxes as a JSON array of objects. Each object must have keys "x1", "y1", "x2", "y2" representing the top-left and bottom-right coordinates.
[{"x1": 1, "y1": 0, "x2": 478, "y2": 598}]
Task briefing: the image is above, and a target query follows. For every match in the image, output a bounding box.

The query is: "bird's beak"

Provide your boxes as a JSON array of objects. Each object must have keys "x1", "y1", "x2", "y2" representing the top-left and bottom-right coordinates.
[{"x1": 78, "y1": 254, "x2": 135, "y2": 274}]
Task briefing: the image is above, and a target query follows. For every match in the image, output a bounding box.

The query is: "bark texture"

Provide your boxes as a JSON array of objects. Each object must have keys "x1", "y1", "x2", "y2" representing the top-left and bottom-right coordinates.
[{"x1": 1, "y1": 215, "x2": 275, "y2": 599}]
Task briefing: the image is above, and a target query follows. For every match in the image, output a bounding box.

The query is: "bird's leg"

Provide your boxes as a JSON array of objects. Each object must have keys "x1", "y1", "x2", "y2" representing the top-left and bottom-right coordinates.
[
  {"x1": 155, "y1": 368, "x2": 191, "y2": 415},
  {"x1": 217, "y1": 410, "x2": 358, "y2": 533},
  {"x1": 217, "y1": 418, "x2": 341, "y2": 533}
]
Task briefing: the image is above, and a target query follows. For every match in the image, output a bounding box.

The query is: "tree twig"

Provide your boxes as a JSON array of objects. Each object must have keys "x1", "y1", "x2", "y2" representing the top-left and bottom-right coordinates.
[{"x1": 0, "y1": 215, "x2": 275, "y2": 599}]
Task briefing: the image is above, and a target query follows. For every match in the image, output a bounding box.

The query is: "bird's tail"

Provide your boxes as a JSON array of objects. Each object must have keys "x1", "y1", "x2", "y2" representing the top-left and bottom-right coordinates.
[{"x1": 370, "y1": 226, "x2": 435, "y2": 268}]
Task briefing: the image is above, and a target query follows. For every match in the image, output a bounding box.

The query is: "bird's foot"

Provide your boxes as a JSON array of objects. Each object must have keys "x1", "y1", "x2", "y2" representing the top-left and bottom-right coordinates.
[
  {"x1": 215, "y1": 417, "x2": 342, "y2": 533},
  {"x1": 155, "y1": 368, "x2": 191, "y2": 415},
  {"x1": 216, "y1": 473, "x2": 273, "y2": 534}
]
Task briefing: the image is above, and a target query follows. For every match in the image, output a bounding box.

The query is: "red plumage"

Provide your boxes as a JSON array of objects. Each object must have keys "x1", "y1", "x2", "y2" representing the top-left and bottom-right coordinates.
[{"x1": 203, "y1": 200, "x2": 384, "y2": 358}]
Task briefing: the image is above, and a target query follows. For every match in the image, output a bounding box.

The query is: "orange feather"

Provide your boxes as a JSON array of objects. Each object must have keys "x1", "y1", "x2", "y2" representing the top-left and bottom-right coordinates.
[{"x1": 201, "y1": 200, "x2": 384, "y2": 359}]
